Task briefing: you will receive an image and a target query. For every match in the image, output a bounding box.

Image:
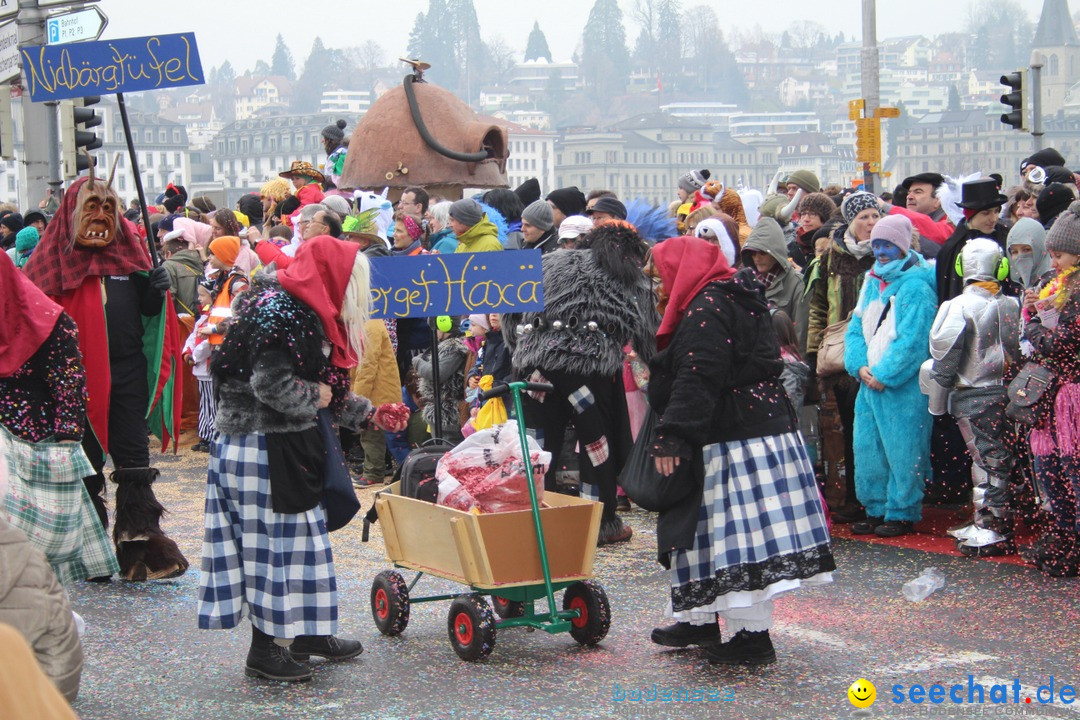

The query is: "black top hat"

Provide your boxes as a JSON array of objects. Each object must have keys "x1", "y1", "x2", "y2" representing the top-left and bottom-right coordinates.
[
  {"x1": 901, "y1": 172, "x2": 944, "y2": 190},
  {"x1": 957, "y1": 178, "x2": 1009, "y2": 211}
]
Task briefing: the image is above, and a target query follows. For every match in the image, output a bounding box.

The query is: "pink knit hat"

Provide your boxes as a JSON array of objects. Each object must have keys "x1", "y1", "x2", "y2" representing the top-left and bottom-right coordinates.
[{"x1": 870, "y1": 214, "x2": 913, "y2": 255}]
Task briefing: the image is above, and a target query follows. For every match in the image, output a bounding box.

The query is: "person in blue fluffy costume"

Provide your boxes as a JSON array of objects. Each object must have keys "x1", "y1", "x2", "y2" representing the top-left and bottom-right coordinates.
[{"x1": 844, "y1": 214, "x2": 937, "y2": 538}]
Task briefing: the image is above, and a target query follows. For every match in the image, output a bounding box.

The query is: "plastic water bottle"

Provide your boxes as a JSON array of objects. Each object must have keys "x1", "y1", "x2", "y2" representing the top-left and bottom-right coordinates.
[{"x1": 902, "y1": 567, "x2": 945, "y2": 602}]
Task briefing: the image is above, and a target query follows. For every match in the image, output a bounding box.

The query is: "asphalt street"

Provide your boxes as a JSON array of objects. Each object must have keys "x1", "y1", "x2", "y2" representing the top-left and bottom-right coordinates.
[{"x1": 65, "y1": 448, "x2": 1080, "y2": 720}]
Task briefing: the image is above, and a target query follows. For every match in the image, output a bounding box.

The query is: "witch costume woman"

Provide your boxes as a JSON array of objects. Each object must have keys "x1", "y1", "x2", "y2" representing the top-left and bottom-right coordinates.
[
  {"x1": 198, "y1": 236, "x2": 403, "y2": 683},
  {"x1": 646, "y1": 236, "x2": 834, "y2": 666}
]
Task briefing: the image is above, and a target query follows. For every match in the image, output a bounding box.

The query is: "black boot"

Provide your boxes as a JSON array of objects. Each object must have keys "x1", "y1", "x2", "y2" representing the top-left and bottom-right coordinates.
[
  {"x1": 289, "y1": 635, "x2": 364, "y2": 662},
  {"x1": 650, "y1": 620, "x2": 720, "y2": 648},
  {"x1": 705, "y1": 629, "x2": 777, "y2": 666},
  {"x1": 851, "y1": 517, "x2": 884, "y2": 535},
  {"x1": 246, "y1": 626, "x2": 312, "y2": 682}
]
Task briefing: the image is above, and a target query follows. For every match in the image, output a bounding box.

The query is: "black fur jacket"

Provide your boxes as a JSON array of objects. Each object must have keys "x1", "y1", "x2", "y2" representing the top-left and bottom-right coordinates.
[
  {"x1": 212, "y1": 277, "x2": 373, "y2": 436},
  {"x1": 507, "y1": 249, "x2": 659, "y2": 378}
]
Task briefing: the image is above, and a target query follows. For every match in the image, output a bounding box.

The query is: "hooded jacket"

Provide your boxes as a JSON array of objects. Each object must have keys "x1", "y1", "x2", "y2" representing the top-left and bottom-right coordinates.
[
  {"x1": 741, "y1": 217, "x2": 808, "y2": 347},
  {"x1": 162, "y1": 248, "x2": 205, "y2": 316},
  {"x1": 804, "y1": 224, "x2": 876, "y2": 354},
  {"x1": 453, "y1": 216, "x2": 503, "y2": 253},
  {"x1": 0, "y1": 517, "x2": 82, "y2": 702}
]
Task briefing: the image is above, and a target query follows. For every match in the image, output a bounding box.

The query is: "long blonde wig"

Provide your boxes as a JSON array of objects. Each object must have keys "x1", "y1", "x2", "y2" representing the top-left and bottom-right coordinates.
[{"x1": 341, "y1": 250, "x2": 372, "y2": 363}]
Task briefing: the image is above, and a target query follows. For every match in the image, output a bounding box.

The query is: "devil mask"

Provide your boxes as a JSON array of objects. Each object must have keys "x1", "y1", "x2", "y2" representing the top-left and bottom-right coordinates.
[{"x1": 72, "y1": 177, "x2": 121, "y2": 249}]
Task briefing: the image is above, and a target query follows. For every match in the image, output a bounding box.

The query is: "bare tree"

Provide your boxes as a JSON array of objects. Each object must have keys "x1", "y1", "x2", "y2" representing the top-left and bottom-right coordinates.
[
  {"x1": 485, "y1": 37, "x2": 518, "y2": 86},
  {"x1": 358, "y1": 40, "x2": 385, "y2": 73}
]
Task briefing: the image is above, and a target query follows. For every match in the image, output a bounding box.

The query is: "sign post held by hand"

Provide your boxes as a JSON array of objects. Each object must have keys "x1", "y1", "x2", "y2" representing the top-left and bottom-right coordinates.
[{"x1": 19, "y1": 33, "x2": 205, "y2": 267}]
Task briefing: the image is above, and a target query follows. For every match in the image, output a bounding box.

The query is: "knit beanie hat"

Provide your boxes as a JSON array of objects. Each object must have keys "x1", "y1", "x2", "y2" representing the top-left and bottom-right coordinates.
[
  {"x1": 841, "y1": 191, "x2": 879, "y2": 223},
  {"x1": 514, "y1": 178, "x2": 541, "y2": 207},
  {"x1": 1037, "y1": 183, "x2": 1075, "y2": 225},
  {"x1": 786, "y1": 169, "x2": 821, "y2": 194},
  {"x1": 0, "y1": 212, "x2": 24, "y2": 234},
  {"x1": 1046, "y1": 201, "x2": 1080, "y2": 255},
  {"x1": 449, "y1": 198, "x2": 483, "y2": 227},
  {"x1": 467, "y1": 313, "x2": 491, "y2": 333},
  {"x1": 321, "y1": 119, "x2": 347, "y2": 144},
  {"x1": 546, "y1": 186, "x2": 588, "y2": 217},
  {"x1": 1022, "y1": 147, "x2": 1067, "y2": 174},
  {"x1": 15, "y1": 224, "x2": 39, "y2": 249},
  {"x1": 209, "y1": 235, "x2": 241, "y2": 266},
  {"x1": 1043, "y1": 166, "x2": 1075, "y2": 185},
  {"x1": 870, "y1": 214, "x2": 912, "y2": 255},
  {"x1": 798, "y1": 192, "x2": 837, "y2": 222},
  {"x1": 521, "y1": 199, "x2": 554, "y2": 231},
  {"x1": 678, "y1": 169, "x2": 711, "y2": 193}
]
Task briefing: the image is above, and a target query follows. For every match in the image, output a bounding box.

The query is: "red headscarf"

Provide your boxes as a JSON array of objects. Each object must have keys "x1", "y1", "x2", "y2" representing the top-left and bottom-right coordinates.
[
  {"x1": 23, "y1": 176, "x2": 152, "y2": 297},
  {"x1": 652, "y1": 236, "x2": 737, "y2": 350},
  {"x1": 277, "y1": 235, "x2": 362, "y2": 368},
  {"x1": 0, "y1": 252, "x2": 63, "y2": 376}
]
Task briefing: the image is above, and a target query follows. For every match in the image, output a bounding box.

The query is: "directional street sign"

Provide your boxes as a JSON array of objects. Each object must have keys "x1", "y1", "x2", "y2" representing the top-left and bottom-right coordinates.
[
  {"x1": 39, "y1": 0, "x2": 101, "y2": 7},
  {"x1": 0, "y1": 20, "x2": 19, "y2": 83},
  {"x1": 0, "y1": 0, "x2": 16, "y2": 21},
  {"x1": 47, "y1": 6, "x2": 108, "y2": 45}
]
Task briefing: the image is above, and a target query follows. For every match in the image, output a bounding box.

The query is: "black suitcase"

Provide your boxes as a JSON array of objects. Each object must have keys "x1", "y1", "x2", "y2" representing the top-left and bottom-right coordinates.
[{"x1": 363, "y1": 439, "x2": 455, "y2": 541}]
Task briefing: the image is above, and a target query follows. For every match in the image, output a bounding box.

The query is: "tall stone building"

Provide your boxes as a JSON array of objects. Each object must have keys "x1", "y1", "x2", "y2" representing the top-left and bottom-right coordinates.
[{"x1": 1033, "y1": 0, "x2": 1080, "y2": 116}]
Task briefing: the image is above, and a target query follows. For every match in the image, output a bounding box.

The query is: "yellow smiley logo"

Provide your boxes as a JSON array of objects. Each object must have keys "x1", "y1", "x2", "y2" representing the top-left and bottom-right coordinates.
[{"x1": 848, "y1": 678, "x2": 877, "y2": 708}]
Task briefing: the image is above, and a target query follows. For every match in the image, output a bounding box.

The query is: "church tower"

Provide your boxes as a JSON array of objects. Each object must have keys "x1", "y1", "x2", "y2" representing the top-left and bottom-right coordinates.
[{"x1": 1032, "y1": 0, "x2": 1080, "y2": 116}]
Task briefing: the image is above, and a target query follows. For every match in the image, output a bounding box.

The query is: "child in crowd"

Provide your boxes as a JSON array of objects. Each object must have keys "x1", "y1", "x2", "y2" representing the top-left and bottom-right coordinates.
[
  {"x1": 922, "y1": 238, "x2": 1020, "y2": 557},
  {"x1": 183, "y1": 283, "x2": 215, "y2": 452}
]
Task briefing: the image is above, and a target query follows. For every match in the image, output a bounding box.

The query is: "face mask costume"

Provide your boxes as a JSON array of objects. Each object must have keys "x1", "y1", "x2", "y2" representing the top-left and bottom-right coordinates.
[{"x1": 22, "y1": 163, "x2": 189, "y2": 581}]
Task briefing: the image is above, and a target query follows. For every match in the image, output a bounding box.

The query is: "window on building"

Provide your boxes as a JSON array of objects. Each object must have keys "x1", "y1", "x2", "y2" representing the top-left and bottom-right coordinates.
[
  {"x1": 1050, "y1": 54, "x2": 1059, "y2": 76},
  {"x1": 174, "y1": 152, "x2": 181, "y2": 166},
  {"x1": 145, "y1": 153, "x2": 153, "y2": 168},
  {"x1": 159, "y1": 130, "x2": 166, "y2": 143},
  {"x1": 119, "y1": 176, "x2": 126, "y2": 191},
  {"x1": 160, "y1": 152, "x2": 167, "y2": 167},
  {"x1": 242, "y1": 159, "x2": 248, "y2": 172}
]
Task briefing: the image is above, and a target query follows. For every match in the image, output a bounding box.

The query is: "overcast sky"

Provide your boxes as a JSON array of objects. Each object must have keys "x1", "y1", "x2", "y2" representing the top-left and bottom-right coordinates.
[{"x1": 95, "y1": 0, "x2": 1052, "y2": 73}]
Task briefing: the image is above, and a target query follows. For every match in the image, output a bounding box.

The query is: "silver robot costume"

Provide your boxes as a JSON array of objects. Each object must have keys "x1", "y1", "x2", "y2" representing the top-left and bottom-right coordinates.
[{"x1": 919, "y1": 238, "x2": 1021, "y2": 554}]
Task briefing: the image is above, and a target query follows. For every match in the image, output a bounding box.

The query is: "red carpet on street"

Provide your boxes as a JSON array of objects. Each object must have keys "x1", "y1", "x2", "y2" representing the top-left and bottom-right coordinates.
[{"x1": 831, "y1": 506, "x2": 1036, "y2": 567}]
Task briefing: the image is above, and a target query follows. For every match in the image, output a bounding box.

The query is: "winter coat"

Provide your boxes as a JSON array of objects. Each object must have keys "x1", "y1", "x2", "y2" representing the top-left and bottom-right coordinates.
[
  {"x1": 453, "y1": 216, "x2": 503, "y2": 253},
  {"x1": 804, "y1": 225, "x2": 875, "y2": 355},
  {"x1": 844, "y1": 255, "x2": 938, "y2": 389},
  {"x1": 0, "y1": 517, "x2": 82, "y2": 703},
  {"x1": 429, "y1": 228, "x2": 457, "y2": 254},
  {"x1": 414, "y1": 335, "x2": 469, "y2": 435},
  {"x1": 482, "y1": 329, "x2": 512, "y2": 384},
  {"x1": 780, "y1": 353, "x2": 811, "y2": 418},
  {"x1": 649, "y1": 273, "x2": 796, "y2": 459},
  {"x1": 1024, "y1": 286, "x2": 1080, "y2": 451},
  {"x1": 508, "y1": 248, "x2": 659, "y2": 378},
  {"x1": 524, "y1": 228, "x2": 559, "y2": 255},
  {"x1": 351, "y1": 320, "x2": 401, "y2": 407},
  {"x1": 742, "y1": 217, "x2": 808, "y2": 348},
  {"x1": 212, "y1": 278, "x2": 373, "y2": 435},
  {"x1": 162, "y1": 248, "x2": 205, "y2": 316},
  {"x1": 935, "y1": 221, "x2": 1011, "y2": 304}
]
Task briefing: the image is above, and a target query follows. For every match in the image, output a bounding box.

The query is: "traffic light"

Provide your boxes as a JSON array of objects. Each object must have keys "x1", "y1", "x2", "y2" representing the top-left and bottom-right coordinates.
[
  {"x1": 60, "y1": 95, "x2": 103, "y2": 178},
  {"x1": 999, "y1": 71, "x2": 1027, "y2": 131}
]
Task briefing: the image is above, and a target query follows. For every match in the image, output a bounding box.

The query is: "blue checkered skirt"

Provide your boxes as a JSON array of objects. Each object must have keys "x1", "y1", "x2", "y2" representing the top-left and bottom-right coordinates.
[
  {"x1": 669, "y1": 432, "x2": 834, "y2": 613},
  {"x1": 198, "y1": 433, "x2": 337, "y2": 638}
]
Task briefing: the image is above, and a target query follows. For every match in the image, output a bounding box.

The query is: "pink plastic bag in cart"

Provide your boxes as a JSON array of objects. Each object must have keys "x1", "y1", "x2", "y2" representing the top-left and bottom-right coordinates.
[{"x1": 436, "y1": 420, "x2": 551, "y2": 513}]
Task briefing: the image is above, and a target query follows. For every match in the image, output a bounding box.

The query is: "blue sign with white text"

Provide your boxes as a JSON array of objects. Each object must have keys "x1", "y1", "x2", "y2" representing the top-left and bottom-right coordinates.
[
  {"x1": 369, "y1": 250, "x2": 545, "y2": 319},
  {"x1": 19, "y1": 33, "x2": 204, "y2": 102}
]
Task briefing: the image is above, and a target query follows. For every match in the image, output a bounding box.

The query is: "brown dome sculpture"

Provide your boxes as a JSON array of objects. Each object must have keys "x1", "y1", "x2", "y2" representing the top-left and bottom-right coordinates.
[{"x1": 339, "y1": 76, "x2": 509, "y2": 199}]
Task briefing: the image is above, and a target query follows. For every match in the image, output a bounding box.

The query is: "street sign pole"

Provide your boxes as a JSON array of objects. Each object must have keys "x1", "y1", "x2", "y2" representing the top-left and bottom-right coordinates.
[{"x1": 15, "y1": 0, "x2": 54, "y2": 209}]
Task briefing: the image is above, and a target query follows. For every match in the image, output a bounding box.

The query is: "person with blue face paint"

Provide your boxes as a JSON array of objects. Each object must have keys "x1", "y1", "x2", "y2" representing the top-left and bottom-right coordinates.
[{"x1": 843, "y1": 214, "x2": 939, "y2": 538}]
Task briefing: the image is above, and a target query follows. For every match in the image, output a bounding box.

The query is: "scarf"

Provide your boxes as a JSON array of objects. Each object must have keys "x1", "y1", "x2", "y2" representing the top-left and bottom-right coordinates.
[
  {"x1": 870, "y1": 253, "x2": 918, "y2": 287},
  {"x1": 23, "y1": 176, "x2": 152, "y2": 297},
  {"x1": 841, "y1": 226, "x2": 874, "y2": 258},
  {"x1": 0, "y1": 253, "x2": 63, "y2": 376},
  {"x1": 277, "y1": 235, "x2": 361, "y2": 368},
  {"x1": 652, "y1": 236, "x2": 737, "y2": 350}
]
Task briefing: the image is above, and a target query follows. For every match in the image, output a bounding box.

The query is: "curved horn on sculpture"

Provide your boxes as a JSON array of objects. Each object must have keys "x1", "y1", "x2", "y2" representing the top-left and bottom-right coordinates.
[{"x1": 403, "y1": 75, "x2": 489, "y2": 164}]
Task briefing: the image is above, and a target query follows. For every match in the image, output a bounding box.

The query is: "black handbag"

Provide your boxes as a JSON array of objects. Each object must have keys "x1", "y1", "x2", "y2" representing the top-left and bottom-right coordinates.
[
  {"x1": 619, "y1": 408, "x2": 698, "y2": 512},
  {"x1": 316, "y1": 409, "x2": 361, "y2": 532},
  {"x1": 1006, "y1": 362, "x2": 1057, "y2": 425}
]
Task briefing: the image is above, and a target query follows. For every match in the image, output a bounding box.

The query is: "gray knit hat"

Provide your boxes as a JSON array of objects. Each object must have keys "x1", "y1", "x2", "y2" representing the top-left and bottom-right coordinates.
[
  {"x1": 321, "y1": 119, "x2": 346, "y2": 143},
  {"x1": 841, "y1": 191, "x2": 879, "y2": 223},
  {"x1": 678, "y1": 169, "x2": 711, "y2": 193},
  {"x1": 1046, "y1": 201, "x2": 1080, "y2": 256},
  {"x1": 521, "y1": 199, "x2": 554, "y2": 231},
  {"x1": 449, "y1": 198, "x2": 483, "y2": 227}
]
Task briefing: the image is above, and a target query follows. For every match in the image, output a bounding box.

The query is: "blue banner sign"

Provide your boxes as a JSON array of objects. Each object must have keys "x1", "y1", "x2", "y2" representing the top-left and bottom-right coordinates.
[
  {"x1": 369, "y1": 250, "x2": 545, "y2": 319},
  {"x1": 20, "y1": 33, "x2": 204, "y2": 102}
]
